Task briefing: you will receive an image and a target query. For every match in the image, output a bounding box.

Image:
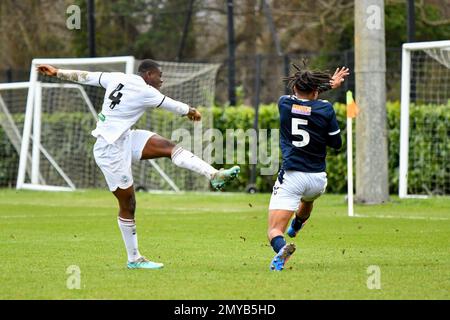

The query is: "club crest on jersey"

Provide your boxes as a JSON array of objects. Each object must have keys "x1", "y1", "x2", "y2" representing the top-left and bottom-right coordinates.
[{"x1": 292, "y1": 104, "x2": 311, "y2": 116}]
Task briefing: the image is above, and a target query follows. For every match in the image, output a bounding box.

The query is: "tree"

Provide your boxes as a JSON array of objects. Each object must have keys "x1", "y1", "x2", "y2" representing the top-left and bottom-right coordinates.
[
  {"x1": 134, "y1": 0, "x2": 198, "y2": 60},
  {"x1": 72, "y1": 0, "x2": 143, "y2": 57},
  {"x1": 0, "y1": 0, "x2": 71, "y2": 69}
]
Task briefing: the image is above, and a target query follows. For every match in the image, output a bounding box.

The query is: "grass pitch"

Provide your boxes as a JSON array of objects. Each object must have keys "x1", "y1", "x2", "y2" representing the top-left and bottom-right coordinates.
[{"x1": 0, "y1": 189, "x2": 449, "y2": 300}]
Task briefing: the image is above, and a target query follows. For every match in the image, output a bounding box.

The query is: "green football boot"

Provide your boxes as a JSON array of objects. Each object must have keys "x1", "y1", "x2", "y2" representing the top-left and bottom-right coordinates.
[
  {"x1": 127, "y1": 256, "x2": 164, "y2": 270},
  {"x1": 210, "y1": 166, "x2": 240, "y2": 190}
]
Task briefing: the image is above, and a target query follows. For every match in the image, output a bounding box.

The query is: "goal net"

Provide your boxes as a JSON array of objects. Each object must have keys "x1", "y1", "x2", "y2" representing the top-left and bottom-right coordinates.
[
  {"x1": 9, "y1": 57, "x2": 219, "y2": 192},
  {"x1": 0, "y1": 82, "x2": 29, "y2": 188},
  {"x1": 399, "y1": 41, "x2": 450, "y2": 197},
  {"x1": 133, "y1": 60, "x2": 219, "y2": 192}
]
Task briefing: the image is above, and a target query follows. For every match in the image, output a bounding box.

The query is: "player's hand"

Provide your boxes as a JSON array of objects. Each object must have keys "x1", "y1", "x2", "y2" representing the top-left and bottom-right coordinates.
[
  {"x1": 36, "y1": 64, "x2": 58, "y2": 77},
  {"x1": 330, "y1": 67, "x2": 350, "y2": 89},
  {"x1": 187, "y1": 107, "x2": 201, "y2": 121}
]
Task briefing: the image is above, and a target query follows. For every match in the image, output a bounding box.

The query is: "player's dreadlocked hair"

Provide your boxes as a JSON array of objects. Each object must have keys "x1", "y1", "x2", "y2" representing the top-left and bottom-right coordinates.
[{"x1": 284, "y1": 60, "x2": 332, "y2": 94}]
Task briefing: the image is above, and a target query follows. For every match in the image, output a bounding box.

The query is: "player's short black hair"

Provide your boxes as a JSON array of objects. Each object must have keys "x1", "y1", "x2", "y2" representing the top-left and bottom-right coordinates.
[
  {"x1": 284, "y1": 60, "x2": 332, "y2": 94},
  {"x1": 138, "y1": 59, "x2": 161, "y2": 75}
]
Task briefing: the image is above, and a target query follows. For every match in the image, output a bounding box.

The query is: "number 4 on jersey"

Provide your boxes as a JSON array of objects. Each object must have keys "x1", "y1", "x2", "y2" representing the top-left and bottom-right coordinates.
[
  {"x1": 292, "y1": 118, "x2": 310, "y2": 147},
  {"x1": 108, "y1": 83, "x2": 124, "y2": 109}
]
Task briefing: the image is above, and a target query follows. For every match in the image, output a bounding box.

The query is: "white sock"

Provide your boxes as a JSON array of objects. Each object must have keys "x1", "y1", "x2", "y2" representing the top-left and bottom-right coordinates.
[
  {"x1": 171, "y1": 147, "x2": 218, "y2": 180},
  {"x1": 117, "y1": 217, "x2": 142, "y2": 263}
]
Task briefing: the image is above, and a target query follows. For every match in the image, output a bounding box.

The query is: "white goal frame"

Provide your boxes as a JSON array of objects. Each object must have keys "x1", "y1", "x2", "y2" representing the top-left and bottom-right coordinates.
[
  {"x1": 17, "y1": 57, "x2": 134, "y2": 191},
  {"x1": 399, "y1": 40, "x2": 450, "y2": 199},
  {"x1": 15, "y1": 56, "x2": 180, "y2": 192}
]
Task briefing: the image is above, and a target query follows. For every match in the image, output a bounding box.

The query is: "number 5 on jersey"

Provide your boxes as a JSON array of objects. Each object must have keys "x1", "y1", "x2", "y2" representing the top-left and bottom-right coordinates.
[{"x1": 292, "y1": 118, "x2": 310, "y2": 147}]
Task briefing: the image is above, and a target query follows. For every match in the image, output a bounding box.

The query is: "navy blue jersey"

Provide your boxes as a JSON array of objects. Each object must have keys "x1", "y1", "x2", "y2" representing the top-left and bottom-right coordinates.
[{"x1": 278, "y1": 95, "x2": 342, "y2": 173}]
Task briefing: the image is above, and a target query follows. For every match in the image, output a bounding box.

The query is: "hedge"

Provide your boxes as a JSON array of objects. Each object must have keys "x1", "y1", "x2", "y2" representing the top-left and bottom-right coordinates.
[
  {"x1": 1, "y1": 101, "x2": 448, "y2": 194},
  {"x1": 210, "y1": 101, "x2": 449, "y2": 194}
]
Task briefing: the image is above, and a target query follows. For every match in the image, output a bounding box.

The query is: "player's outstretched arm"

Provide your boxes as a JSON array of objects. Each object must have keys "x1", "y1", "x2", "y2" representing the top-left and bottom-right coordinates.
[
  {"x1": 186, "y1": 107, "x2": 201, "y2": 121},
  {"x1": 153, "y1": 92, "x2": 201, "y2": 122},
  {"x1": 37, "y1": 64, "x2": 107, "y2": 87},
  {"x1": 37, "y1": 65, "x2": 58, "y2": 77}
]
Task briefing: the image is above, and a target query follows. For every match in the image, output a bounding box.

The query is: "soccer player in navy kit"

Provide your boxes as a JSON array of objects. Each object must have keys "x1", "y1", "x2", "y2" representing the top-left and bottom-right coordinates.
[{"x1": 268, "y1": 62, "x2": 350, "y2": 271}]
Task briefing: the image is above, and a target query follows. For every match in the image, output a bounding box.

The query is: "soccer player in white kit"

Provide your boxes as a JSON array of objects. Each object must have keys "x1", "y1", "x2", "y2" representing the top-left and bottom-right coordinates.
[{"x1": 37, "y1": 60, "x2": 240, "y2": 269}]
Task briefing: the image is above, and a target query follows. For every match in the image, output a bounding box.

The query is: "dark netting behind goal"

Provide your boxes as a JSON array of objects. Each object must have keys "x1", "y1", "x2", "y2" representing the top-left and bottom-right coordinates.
[
  {"x1": 132, "y1": 60, "x2": 219, "y2": 192},
  {"x1": 0, "y1": 83, "x2": 29, "y2": 187}
]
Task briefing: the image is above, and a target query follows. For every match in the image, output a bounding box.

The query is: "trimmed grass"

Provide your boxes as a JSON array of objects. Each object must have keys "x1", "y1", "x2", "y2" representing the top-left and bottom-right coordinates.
[{"x1": 0, "y1": 189, "x2": 449, "y2": 300}]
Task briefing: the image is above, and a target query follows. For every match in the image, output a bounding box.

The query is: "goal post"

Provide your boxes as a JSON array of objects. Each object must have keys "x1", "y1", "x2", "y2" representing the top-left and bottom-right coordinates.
[
  {"x1": 11, "y1": 56, "x2": 220, "y2": 192},
  {"x1": 399, "y1": 40, "x2": 450, "y2": 198},
  {"x1": 133, "y1": 60, "x2": 220, "y2": 192},
  {"x1": 17, "y1": 56, "x2": 136, "y2": 192},
  {"x1": 0, "y1": 82, "x2": 44, "y2": 186}
]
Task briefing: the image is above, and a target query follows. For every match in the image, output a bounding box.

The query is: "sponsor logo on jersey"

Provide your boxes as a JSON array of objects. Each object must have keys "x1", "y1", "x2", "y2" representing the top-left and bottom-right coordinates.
[
  {"x1": 98, "y1": 112, "x2": 106, "y2": 122},
  {"x1": 292, "y1": 104, "x2": 311, "y2": 116}
]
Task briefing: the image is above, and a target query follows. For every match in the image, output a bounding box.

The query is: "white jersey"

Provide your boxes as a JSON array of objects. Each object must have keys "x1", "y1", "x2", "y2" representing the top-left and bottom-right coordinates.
[{"x1": 56, "y1": 70, "x2": 190, "y2": 144}]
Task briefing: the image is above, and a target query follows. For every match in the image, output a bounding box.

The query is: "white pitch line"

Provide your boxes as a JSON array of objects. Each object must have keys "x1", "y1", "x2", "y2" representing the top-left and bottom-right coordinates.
[{"x1": 353, "y1": 214, "x2": 450, "y2": 221}]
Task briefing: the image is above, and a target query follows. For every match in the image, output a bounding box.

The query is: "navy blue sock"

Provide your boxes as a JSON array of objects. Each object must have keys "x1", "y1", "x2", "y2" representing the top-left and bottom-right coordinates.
[
  {"x1": 292, "y1": 216, "x2": 308, "y2": 230},
  {"x1": 270, "y1": 235, "x2": 286, "y2": 253}
]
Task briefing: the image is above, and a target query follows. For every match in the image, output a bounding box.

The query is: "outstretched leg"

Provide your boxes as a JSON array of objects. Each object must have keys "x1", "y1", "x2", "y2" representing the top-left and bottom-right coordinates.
[
  {"x1": 140, "y1": 134, "x2": 239, "y2": 189},
  {"x1": 141, "y1": 134, "x2": 217, "y2": 178}
]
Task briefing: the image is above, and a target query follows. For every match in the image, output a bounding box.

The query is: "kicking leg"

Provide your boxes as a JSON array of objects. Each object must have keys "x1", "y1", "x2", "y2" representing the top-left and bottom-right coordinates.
[
  {"x1": 287, "y1": 200, "x2": 314, "y2": 238},
  {"x1": 113, "y1": 186, "x2": 163, "y2": 269},
  {"x1": 140, "y1": 134, "x2": 239, "y2": 189},
  {"x1": 141, "y1": 134, "x2": 217, "y2": 178},
  {"x1": 268, "y1": 210, "x2": 296, "y2": 271}
]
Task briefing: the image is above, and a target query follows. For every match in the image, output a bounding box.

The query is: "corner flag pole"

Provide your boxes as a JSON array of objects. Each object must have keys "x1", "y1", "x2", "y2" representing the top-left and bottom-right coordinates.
[{"x1": 346, "y1": 91, "x2": 359, "y2": 217}]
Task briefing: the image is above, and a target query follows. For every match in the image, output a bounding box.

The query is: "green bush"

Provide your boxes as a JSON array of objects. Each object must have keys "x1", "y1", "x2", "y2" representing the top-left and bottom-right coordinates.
[
  {"x1": 1, "y1": 101, "x2": 448, "y2": 194},
  {"x1": 211, "y1": 104, "x2": 349, "y2": 193},
  {"x1": 211, "y1": 101, "x2": 449, "y2": 194}
]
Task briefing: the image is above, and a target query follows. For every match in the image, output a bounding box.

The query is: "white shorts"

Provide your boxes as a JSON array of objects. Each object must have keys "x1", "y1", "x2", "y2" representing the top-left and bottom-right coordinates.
[
  {"x1": 269, "y1": 170, "x2": 328, "y2": 212},
  {"x1": 93, "y1": 129, "x2": 156, "y2": 192}
]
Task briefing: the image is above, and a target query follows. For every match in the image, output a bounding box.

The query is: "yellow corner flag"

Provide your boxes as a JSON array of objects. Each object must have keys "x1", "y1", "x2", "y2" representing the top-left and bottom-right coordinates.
[{"x1": 346, "y1": 91, "x2": 360, "y2": 118}]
